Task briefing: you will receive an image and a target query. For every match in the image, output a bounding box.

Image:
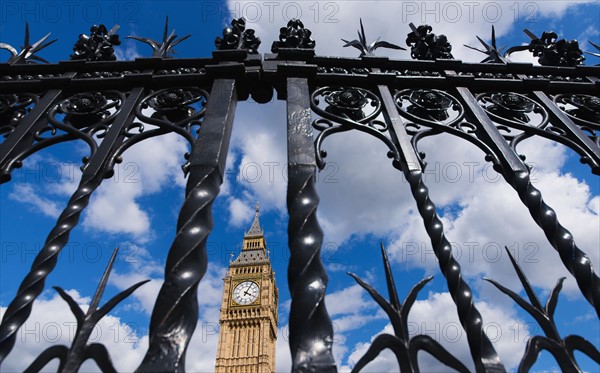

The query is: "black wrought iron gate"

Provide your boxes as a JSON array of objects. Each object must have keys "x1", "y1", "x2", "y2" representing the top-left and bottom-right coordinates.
[{"x1": 0, "y1": 18, "x2": 599, "y2": 372}]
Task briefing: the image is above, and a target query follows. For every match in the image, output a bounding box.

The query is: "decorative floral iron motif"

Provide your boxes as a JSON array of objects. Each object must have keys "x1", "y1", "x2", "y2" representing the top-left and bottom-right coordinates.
[
  {"x1": 0, "y1": 23, "x2": 56, "y2": 64},
  {"x1": 505, "y1": 29, "x2": 585, "y2": 66},
  {"x1": 485, "y1": 247, "x2": 600, "y2": 372},
  {"x1": 554, "y1": 94, "x2": 600, "y2": 147},
  {"x1": 311, "y1": 86, "x2": 400, "y2": 169},
  {"x1": 464, "y1": 26, "x2": 506, "y2": 63},
  {"x1": 341, "y1": 19, "x2": 405, "y2": 57},
  {"x1": 479, "y1": 92, "x2": 545, "y2": 126},
  {"x1": 127, "y1": 17, "x2": 191, "y2": 58},
  {"x1": 21, "y1": 91, "x2": 125, "y2": 168},
  {"x1": 349, "y1": 244, "x2": 469, "y2": 373},
  {"x1": 395, "y1": 89, "x2": 463, "y2": 126},
  {"x1": 112, "y1": 87, "x2": 208, "y2": 175},
  {"x1": 71, "y1": 24, "x2": 121, "y2": 61},
  {"x1": 406, "y1": 23, "x2": 453, "y2": 60},
  {"x1": 271, "y1": 19, "x2": 315, "y2": 52},
  {"x1": 24, "y1": 248, "x2": 148, "y2": 372},
  {"x1": 215, "y1": 18, "x2": 261, "y2": 53},
  {"x1": 0, "y1": 94, "x2": 36, "y2": 141}
]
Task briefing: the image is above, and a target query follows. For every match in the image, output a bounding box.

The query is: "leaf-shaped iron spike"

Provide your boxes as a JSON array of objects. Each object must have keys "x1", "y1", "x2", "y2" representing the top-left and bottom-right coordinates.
[
  {"x1": 380, "y1": 243, "x2": 401, "y2": 311},
  {"x1": 94, "y1": 279, "x2": 150, "y2": 323},
  {"x1": 564, "y1": 335, "x2": 600, "y2": 364},
  {"x1": 348, "y1": 272, "x2": 400, "y2": 331},
  {"x1": 163, "y1": 16, "x2": 169, "y2": 43},
  {"x1": 23, "y1": 345, "x2": 68, "y2": 373},
  {"x1": 483, "y1": 276, "x2": 545, "y2": 325},
  {"x1": 0, "y1": 43, "x2": 18, "y2": 56},
  {"x1": 503, "y1": 246, "x2": 544, "y2": 310},
  {"x1": 523, "y1": 28, "x2": 539, "y2": 41},
  {"x1": 342, "y1": 19, "x2": 404, "y2": 57},
  {"x1": 2, "y1": 22, "x2": 56, "y2": 64},
  {"x1": 545, "y1": 277, "x2": 566, "y2": 320},
  {"x1": 126, "y1": 16, "x2": 190, "y2": 57},
  {"x1": 519, "y1": 336, "x2": 577, "y2": 373},
  {"x1": 409, "y1": 334, "x2": 470, "y2": 373},
  {"x1": 464, "y1": 26, "x2": 506, "y2": 63},
  {"x1": 400, "y1": 276, "x2": 434, "y2": 328},
  {"x1": 82, "y1": 343, "x2": 117, "y2": 373},
  {"x1": 585, "y1": 40, "x2": 600, "y2": 58},
  {"x1": 350, "y1": 334, "x2": 406, "y2": 373},
  {"x1": 53, "y1": 286, "x2": 85, "y2": 326}
]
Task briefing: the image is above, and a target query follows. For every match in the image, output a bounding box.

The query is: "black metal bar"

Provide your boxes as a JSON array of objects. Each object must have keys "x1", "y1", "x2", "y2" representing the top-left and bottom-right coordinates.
[
  {"x1": 379, "y1": 84, "x2": 506, "y2": 373},
  {"x1": 531, "y1": 90, "x2": 600, "y2": 173},
  {"x1": 456, "y1": 86, "x2": 600, "y2": 318},
  {"x1": 0, "y1": 87, "x2": 145, "y2": 362},
  {"x1": 136, "y1": 79, "x2": 237, "y2": 372},
  {"x1": 286, "y1": 77, "x2": 337, "y2": 372},
  {"x1": 0, "y1": 84, "x2": 67, "y2": 183}
]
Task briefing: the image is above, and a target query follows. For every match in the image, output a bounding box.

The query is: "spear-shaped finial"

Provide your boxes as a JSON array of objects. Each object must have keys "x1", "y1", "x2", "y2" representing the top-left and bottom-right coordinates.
[
  {"x1": 126, "y1": 16, "x2": 191, "y2": 57},
  {"x1": 341, "y1": 18, "x2": 405, "y2": 57},
  {"x1": 0, "y1": 22, "x2": 56, "y2": 64},
  {"x1": 464, "y1": 26, "x2": 507, "y2": 63},
  {"x1": 23, "y1": 247, "x2": 149, "y2": 372}
]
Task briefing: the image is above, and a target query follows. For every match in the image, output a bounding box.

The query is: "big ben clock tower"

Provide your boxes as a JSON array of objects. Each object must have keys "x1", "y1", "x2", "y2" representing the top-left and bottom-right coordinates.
[{"x1": 215, "y1": 203, "x2": 278, "y2": 373}]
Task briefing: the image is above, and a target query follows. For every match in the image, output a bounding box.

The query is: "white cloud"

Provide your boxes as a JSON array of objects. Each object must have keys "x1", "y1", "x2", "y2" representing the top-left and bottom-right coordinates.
[
  {"x1": 228, "y1": 197, "x2": 254, "y2": 227},
  {"x1": 8, "y1": 184, "x2": 62, "y2": 218},
  {"x1": 81, "y1": 133, "x2": 189, "y2": 241}
]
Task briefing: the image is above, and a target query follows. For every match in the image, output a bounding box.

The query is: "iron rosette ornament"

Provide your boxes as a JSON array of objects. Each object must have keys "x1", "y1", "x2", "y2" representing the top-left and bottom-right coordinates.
[
  {"x1": 0, "y1": 94, "x2": 36, "y2": 140},
  {"x1": 393, "y1": 89, "x2": 497, "y2": 169},
  {"x1": 39, "y1": 91, "x2": 124, "y2": 161},
  {"x1": 554, "y1": 94, "x2": 600, "y2": 146},
  {"x1": 477, "y1": 92, "x2": 549, "y2": 136},
  {"x1": 395, "y1": 89, "x2": 463, "y2": 127},
  {"x1": 406, "y1": 23, "x2": 453, "y2": 60},
  {"x1": 311, "y1": 86, "x2": 400, "y2": 170},
  {"x1": 215, "y1": 18, "x2": 261, "y2": 53},
  {"x1": 271, "y1": 19, "x2": 315, "y2": 51},
  {"x1": 128, "y1": 87, "x2": 208, "y2": 175},
  {"x1": 71, "y1": 24, "x2": 121, "y2": 61}
]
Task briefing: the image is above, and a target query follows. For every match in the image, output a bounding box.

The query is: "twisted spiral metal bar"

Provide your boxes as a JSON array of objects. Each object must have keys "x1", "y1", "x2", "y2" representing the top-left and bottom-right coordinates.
[
  {"x1": 507, "y1": 170, "x2": 600, "y2": 318},
  {"x1": 287, "y1": 165, "x2": 337, "y2": 372},
  {"x1": 0, "y1": 175, "x2": 102, "y2": 362},
  {"x1": 403, "y1": 169, "x2": 505, "y2": 372},
  {"x1": 135, "y1": 166, "x2": 219, "y2": 372}
]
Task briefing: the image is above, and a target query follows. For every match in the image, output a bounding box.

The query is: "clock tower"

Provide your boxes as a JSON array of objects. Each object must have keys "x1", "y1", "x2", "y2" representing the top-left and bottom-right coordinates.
[{"x1": 215, "y1": 203, "x2": 278, "y2": 373}]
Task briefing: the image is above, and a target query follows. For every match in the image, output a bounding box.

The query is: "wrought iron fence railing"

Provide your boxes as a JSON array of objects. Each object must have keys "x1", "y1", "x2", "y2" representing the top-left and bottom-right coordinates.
[{"x1": 0, "y1": 17, "x2": 598, "y2": 372}]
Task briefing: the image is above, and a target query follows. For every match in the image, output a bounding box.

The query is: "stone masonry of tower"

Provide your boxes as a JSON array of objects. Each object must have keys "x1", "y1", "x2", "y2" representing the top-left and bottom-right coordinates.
[{"x1": 215, "y1": 203, "x2": 278, "y2": 373}]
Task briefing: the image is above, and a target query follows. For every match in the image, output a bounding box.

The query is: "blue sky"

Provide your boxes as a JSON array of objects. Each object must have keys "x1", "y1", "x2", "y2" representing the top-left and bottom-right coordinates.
[{"x1": 1, "y1": 1, "x2": 599, "y2": 372}]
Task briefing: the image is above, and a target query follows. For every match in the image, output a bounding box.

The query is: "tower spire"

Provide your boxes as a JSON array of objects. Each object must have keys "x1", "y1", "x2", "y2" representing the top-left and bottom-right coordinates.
[{"x1": 245, "y1": 201, "x2": 263, "y2": 238}]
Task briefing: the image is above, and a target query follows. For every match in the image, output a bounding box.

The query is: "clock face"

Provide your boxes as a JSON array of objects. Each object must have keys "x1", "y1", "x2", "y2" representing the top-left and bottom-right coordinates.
[{"x1": 233, "y1": 281, "x2": 260, "y2": 305}]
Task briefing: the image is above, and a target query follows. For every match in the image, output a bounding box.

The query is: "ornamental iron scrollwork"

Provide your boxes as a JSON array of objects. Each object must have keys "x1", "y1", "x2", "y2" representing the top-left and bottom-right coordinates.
[
  {"x1": 485, "y1": 247, "x2": 600, "y2": 372},
  {"x1": 349, "y1": 244, "x2": 469, "y2": 373},
  {"x1": 406, "y1": 23, "x2": 453, "y2": 60},
  {"x1": 24, "y1": 248, "x2": 148, "y2": 373},
  {"x1": 475, "y1": 91, "x2": 600, "y2": 167},
  {"x1": 4, "y1": 91, "x2": 124, "y2": 175},
  {"x1": 71, "y1": 24, "x2": 121, "y2": 61},
  {"x1": 393, "y1": 88, "x2": 493, "y2": 169},
  {"x1": 215, "y1": 18, "x2": 261, "y2": 54},
  {"x1": 341, "y1": 19, "x2": 404, "y2": 57},
  {"x1": 111, "y1": 87, "x2": 208, "y2": 175},
  {"x1": 554, "y1": 94, "x2": 600, "y2": 146},
  {"x1": 127, "y1": 17, "x2": 191, "y2": 58},
  {"x1": 311, "y1": 86, "x2": 400, "y2": 169},
  {"x1": 0, "y1": 93, "x2": 37, "y2": 141},
  {"x1": 0, "y1": 23, "x2": 56, "y2": 65},
  {"x1": 271, "y1": 19, "x2": 315, "y2": 52}
]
